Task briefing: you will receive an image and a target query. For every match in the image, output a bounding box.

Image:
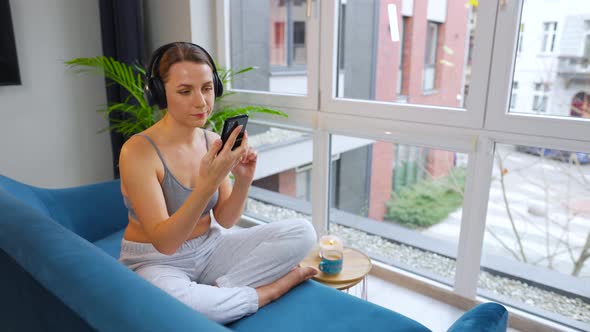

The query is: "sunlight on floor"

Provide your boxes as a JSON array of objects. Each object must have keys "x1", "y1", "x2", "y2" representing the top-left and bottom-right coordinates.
[{"x1": 345, "y1": 274, "x2": 521, "y2": 332}]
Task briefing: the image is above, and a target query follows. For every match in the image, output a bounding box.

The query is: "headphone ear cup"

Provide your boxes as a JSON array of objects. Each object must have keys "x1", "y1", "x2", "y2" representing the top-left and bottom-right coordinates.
[
  {"x1": 144, "y1": 78, "x2": 157, "y2": 106},
  {"x1": 151, "y1": 77, "x2": 167, "y2": 109},
  {"x1": 213, "y1": 72, "x2": 223, "y2": 98}
]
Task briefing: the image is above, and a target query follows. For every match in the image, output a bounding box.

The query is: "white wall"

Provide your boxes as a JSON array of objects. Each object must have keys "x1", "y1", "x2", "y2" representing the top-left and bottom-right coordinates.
[
  {"x1": 144, "y1": 0, "x2": 191, "y2": 53},
  {"x1": 0, "y1": 0, "x2": 112, "y2": 188},
  {"x1": 190, "y1": 0, "x2": 217, "y2": 56}
]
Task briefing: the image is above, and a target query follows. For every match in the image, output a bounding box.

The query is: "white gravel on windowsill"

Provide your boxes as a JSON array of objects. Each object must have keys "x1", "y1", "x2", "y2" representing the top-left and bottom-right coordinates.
[{"x1": 248, "y1": 128, "x2": 307, "y2": 148}]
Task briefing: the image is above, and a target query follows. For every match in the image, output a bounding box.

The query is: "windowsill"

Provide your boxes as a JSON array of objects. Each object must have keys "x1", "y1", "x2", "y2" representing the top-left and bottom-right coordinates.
[
  {"x1": 396, "y1": 95, "x2": 408, "y2": 103},
  {"x1": 270, "y1": 70, "x2": 307, "y2": 77},
  {"x1": 422, "y1": 89, "x2": 439, "y2": 96}
]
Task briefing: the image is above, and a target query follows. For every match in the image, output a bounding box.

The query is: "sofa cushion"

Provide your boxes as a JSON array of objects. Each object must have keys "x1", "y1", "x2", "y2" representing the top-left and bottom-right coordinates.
[
  {"x1": 91, "y1": 228, "x2": 429, "y2": 331},
  {"x1": 228, "y1": 281, "x2": 430, "y2": 332},
  {"x1": 447, "y1": 303, "x2": 508, "y2": 332},
  {"x1": 93, "y1": 229, "x2": 126, "y2": 259}
]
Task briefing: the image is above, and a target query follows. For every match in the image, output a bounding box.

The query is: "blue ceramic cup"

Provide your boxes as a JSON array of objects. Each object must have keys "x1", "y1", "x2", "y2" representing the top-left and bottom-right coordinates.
[{"x1": 319, "y1": 249, "x2": 343, "y2": 275}]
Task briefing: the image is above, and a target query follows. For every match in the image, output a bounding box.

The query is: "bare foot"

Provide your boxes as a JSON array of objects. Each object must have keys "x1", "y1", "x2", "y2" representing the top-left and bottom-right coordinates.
[{"x1": 256, "y1": 267, "x2": 317, "y2": 307}]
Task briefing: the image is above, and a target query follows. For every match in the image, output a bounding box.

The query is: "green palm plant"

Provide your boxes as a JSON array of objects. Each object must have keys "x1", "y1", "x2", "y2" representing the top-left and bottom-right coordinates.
[{"x1": 64, "y1": 56, "x2": 287, "y2": 136}]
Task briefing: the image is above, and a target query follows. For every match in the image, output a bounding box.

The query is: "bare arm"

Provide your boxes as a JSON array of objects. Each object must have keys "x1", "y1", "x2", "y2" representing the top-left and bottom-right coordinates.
[{"x1": 120, "y1": 127, "x2": 246, "y2": 255}]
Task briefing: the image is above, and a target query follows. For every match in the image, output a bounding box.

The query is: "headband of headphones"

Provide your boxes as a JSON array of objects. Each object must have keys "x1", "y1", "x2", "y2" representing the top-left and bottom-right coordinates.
[{"x1": 144, "y1": 42, "x2": 223, "y2": 109}]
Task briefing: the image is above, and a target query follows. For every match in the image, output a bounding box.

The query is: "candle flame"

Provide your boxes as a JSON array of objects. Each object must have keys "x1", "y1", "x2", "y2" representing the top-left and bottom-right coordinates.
[{"x1": 328, "y1": 240, "x2": 335, "y2": 245}]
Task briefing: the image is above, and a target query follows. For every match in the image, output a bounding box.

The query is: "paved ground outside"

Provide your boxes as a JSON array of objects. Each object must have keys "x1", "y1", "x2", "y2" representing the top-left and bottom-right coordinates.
[{"x1": 423, "y1": 144, "x2": 590, "y2": 278}]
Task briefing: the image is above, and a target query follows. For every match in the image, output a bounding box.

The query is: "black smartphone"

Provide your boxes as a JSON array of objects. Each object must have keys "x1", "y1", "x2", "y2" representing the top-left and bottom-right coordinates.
[{"x1": 220, "y1": 114, "x2": 248, "y2": 151}]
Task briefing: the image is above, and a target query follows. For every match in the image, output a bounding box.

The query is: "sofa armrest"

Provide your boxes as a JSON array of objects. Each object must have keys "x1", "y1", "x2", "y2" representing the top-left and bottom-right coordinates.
[
  {"x1": 447, "y1": 303, "x2": 508, "y2": 332},
  {"x1": 35, "y1": 179, "x2": 128, "y2": 242},
  {"x1": 0, "y1": 191, "x2": 228, "y2": 332}
]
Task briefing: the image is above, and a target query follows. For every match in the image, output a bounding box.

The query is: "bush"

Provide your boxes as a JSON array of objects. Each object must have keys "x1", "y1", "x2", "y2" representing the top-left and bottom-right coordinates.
[{"x1": 384, "y1": 168, "x2": 466, "y2": 228}]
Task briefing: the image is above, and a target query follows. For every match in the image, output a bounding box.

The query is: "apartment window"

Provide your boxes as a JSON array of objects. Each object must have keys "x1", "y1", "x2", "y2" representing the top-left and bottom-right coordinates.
[
  {"x1": 584, "y1": 20, "x2": 590, "y2": 59},
  {"x1": 272, "y1": 1, "x2": 307, "y2": 69},
  {"x1": 397, "y1": 16, "x2": 408, "y2": 97},
  {"x1": 329, "y1": 135, "x2": 468, "y2": 286},
  {"x1": 541, "y1": 22, "x2": 557, "y2": 53},
  {"x1": 532, "y1": 81, "x2": 549, "y2": 113},
  {"x1": 295, "y1": 163, "x2": 312, "y2": 201},
  {"x1": 509, "y1": 81, "x2": 518, "y2": 109},
  {"x1": 293, "y1": 21, "x2": 306, "y2": 65},
  {"x1": 230, "y1": 0, "x2": 308, "y2": 94},
  {"x1": 423, "y1": 22, "x2": 439, "y2": 91},
  {"x1": 517, "y1": 23, "x2": 524, "y2": 56}
]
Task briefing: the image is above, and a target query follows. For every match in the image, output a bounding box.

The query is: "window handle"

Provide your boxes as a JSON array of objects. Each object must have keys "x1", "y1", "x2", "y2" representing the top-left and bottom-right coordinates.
[{"x1": 306, "y1": 0, "x2": 312, "y2": 17}]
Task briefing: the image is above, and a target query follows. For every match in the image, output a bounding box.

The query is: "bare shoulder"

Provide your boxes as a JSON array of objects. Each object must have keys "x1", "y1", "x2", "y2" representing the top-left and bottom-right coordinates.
[
  {"x1": 119, "y1": 134, "x2": 161, "y2": 187},
  {"x1": 204, "y1": 128, "x2": 221, "y2": 148},
  {"x1": 120, "y1": 134, "x2": 155, "y2": 165},
  {"x1": 204, "y1": 129, "x2": 220, "y2": 141}
]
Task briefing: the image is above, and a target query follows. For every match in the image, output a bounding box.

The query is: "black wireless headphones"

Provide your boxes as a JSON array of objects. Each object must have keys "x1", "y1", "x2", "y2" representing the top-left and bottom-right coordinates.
[{"x1": 144, "y1": 42, "x2": 223, "y2": 109}]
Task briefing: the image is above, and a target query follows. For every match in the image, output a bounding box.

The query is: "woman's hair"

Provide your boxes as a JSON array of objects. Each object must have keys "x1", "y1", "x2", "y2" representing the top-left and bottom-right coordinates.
[{"x1": 158, "y1": 42, "x2": 214, "y2": 82}]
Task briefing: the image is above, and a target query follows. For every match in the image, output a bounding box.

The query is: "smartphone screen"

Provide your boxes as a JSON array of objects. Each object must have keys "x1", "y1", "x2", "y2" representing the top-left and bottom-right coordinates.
[{"x1": 220, "y1": 114, "x2": 248, "y2": 151}]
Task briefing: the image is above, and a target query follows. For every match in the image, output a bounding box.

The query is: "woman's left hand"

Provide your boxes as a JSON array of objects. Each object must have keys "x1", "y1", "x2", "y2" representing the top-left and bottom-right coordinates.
[{"x1": 231, "y1": 131, "x2": 257, "y2": 183}]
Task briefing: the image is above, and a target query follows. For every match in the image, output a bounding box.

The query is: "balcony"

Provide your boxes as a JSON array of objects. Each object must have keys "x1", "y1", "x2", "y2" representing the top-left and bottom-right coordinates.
[{"x1": 557, "y1": 55, "x2": 590, "y2": 85}]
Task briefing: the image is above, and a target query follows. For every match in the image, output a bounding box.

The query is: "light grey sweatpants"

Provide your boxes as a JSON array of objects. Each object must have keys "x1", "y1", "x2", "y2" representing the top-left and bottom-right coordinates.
[{"x1": 119, "y1": 218, "x2": 316, "y2": 324}]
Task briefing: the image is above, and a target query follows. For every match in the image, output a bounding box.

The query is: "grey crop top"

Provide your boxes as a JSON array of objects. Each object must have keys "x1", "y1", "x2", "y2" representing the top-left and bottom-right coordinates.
[{"x1": 123, "y1": 131, "x2": 219, "y2": 221}]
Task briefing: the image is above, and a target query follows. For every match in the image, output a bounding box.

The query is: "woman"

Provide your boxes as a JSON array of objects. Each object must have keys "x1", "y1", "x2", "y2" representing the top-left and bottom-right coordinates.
[{"x1": 118, "y1": 42, "x2": 317, "y2": 324}]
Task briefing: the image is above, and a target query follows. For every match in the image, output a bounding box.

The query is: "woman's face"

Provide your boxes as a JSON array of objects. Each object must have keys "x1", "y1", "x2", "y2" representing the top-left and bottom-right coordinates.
[{"x1": 164, "y1": 61, "x2": 215, "y2": 128}]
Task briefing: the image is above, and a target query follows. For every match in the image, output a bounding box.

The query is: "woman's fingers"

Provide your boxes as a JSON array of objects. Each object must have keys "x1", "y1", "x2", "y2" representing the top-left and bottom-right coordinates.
[
  {"x1": 238, "y1": 149, "x2": 258, "y2": 165},
  {"x1": 241, "y1": 130, "x2": 249, "y2": 150},
  {"x1": 222, "y1": 125, "x2": 243, "y2": 154},
  {"x1": 207, "y1": 138, "x2": 223, "y2": 158}
]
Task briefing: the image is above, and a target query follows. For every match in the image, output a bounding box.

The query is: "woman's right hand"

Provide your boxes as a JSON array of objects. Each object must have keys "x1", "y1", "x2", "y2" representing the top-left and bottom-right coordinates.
[{"x1": 199, "y1": 125, "x2": 247, "y2": 187}]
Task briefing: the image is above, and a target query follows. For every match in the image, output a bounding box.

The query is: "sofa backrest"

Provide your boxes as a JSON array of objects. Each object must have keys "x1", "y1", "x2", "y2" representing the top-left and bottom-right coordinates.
[
  {"x1": 0, "y1": 175, "x2": 51, "y2": 216},
  {"x1": 0, "y1": 175, "x2": 128, "y2": 242}
]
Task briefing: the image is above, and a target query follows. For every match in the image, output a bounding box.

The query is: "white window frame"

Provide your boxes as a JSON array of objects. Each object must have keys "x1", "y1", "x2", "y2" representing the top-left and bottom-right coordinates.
[
  {"x1": 485, "y1": 0, "x2": 589, "y2": 141},
  {"x1": 215, "y1": 1, "x2": 590, "y2": 328},
  {"x1": 318, "y1": 0, "x2": 497, "y2": 129}
]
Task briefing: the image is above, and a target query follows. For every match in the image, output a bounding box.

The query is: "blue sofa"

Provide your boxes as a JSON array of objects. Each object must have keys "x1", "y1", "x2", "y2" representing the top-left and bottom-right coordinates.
[{"x1": 0, "y1": 175, "x2": 508, "y2": 332}]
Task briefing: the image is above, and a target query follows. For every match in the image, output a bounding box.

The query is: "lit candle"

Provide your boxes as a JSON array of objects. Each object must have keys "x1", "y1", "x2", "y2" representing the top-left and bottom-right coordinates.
[{"x1": 319, "y1": 235, "x2": 344, "y2": 256}]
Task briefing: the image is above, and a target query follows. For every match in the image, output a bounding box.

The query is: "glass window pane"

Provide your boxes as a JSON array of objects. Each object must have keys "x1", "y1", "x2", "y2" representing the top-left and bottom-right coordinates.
[
  {"x1": 230, "y1": 0, "x2": 307, "y2": 95},
  {"x1": 510, "y1": 3, "x2": 590, "y2": 120},
  {"x1": 244, "y1": 123, "x2": 313, "y2": 222},
  {"x1": 328, "y1": 135, "x2": 469, "y2": 286},
  {"x1": 336, "y1": 0, "x2": 476, "y2": 108},
  {"x1": 479, "y1": 143, "x2": 590, "y2": 328}
]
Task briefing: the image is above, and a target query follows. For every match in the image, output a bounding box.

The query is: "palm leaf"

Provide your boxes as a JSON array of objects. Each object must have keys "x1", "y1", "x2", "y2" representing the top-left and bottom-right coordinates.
[
  {"x1": 65, "y1": 56, "x2": 147, "y2": 107},
  {"x1": 67, "y1": 56, "x2": 288, "y2": 137}
]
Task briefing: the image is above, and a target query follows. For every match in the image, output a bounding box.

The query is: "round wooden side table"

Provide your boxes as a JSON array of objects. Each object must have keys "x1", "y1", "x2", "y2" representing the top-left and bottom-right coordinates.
[{"x1": 300, "y1": 246, "x2": 372, "y2": 300}]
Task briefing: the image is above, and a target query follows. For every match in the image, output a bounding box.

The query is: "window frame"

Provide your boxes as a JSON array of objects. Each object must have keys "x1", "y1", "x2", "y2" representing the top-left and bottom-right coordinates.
[
  {"x1": 215, "y1": 0, "x2": 320, "y2": 111},
  {"x1": 485, "y1": 0, "x2": 590, "y2": 142},
  {"x1": 214, "y1": 0, "x2": 590, "y2": 327},
  {"x1": 315, "y1": 0, "x2": 498, "y2": 130}
]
